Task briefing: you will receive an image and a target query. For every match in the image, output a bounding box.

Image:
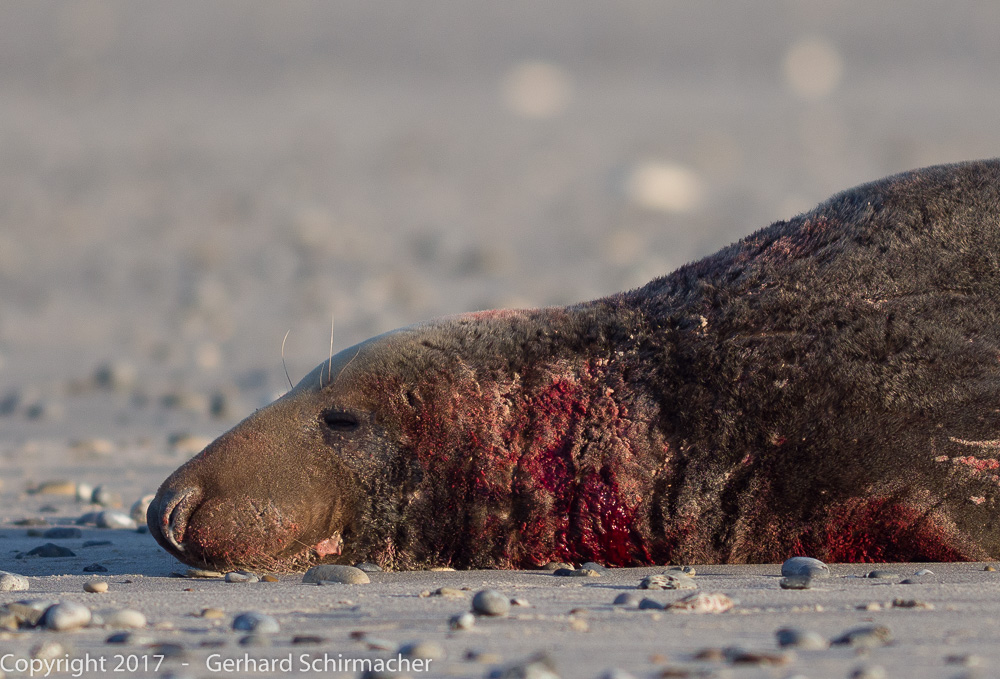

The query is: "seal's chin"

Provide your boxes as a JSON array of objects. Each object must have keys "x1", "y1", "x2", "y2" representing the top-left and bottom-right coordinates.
[{"x1": 148, "y1": 490, "x2": 346, "y2": 572}]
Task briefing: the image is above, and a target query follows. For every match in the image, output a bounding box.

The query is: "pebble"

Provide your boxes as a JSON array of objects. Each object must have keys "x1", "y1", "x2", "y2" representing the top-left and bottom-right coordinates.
[
  {"x1": 200, "y1": 608, "x2": 225, "y2": 619},
  {"x1": 76, "y1": 512, "x2": 101, "y2": 525},
  {"x1": 84, "y1": 581, "x2": 108, "y2": 593},
  {"x1": 775, "y1": 627, "x2": 828, "y2": 650},
  {"x1": 866, "y1": 569, "x2": 898, "y2": 579},
  {"x1": 302, "y1": 564, "x2": 370, "y2": 585},
  {"x1": 83, "y1": 563, "x2": 109, "y2": 573},
  {"x1": 354, "y1": 562, "x2": 383, "y2": 572},
  {"x1": 780, "y1": 556, "x2": 829, "y2": 578},
  {"x1": 26, "y1": 543, "x2": 76, "y2": 558},
  {"x1": 239, "y1": 634, "x2": 271, "y2": 647},
  {"x1": 186, "y1": 569, "x2": 223, "y2": 579},
  {"x1": 96, "y1": 510, "x2": 137, "y2": 530},
  {"x1": 400, "y1": 640, "x2": 446, "y2": 660},
  {"x1": 107, "y1": 631, "x2": 155, "y2": 645},
  {"x1": 225, "y1": 571, "x2": 260, "y2": 583},
  {"x1": 487, "y1": 652, "x2": 559, "y2": 679},
  {"x1": 232, "y1": 612, "x2": 279, "y2": 634},
  {"x1": 724, "y1": 647, "x2": 793, "y2": 666},
  {"x1": 261, "y1": 575, "x2": 279, "y2": 582},
  {"x1": 8, "y1": 599, "x2": 58, "y2": 627},
  {"x1": 32, "y1": 640, "x2": 67, "y2": 660},
  {"x1": 666, "y1": 566, "x2": 697, "y2": 576},
  {"x1": 552, "y1": 568, "x2": 577, "y2": 577},
  {"x1": 0, "y1": 572, "x2": 29, "y2": 592},
  {"x1": 42, "y1": 601, "x2": 92, "y2": 631},
  {"x1": 832, "y1": 624, "x2": 892, "y2": 647},
  {"x1": 472, "y1": 589, "x2": 511, "y2": 616},
  {"x1": 76, "y1": 482, "x2": 94, "y2": 502},
  {"x1": 31, "y1": 480, "x2": 77, "y2": 496},
  {"x1": 639, "y1": 573, "x2": 697, "y2": 590},
  {"x1": 93, "y1": 361, "x2": 138, "y2": 392},
  {"x1": 542, "y1": 561, "x2": 574, "y2": 571},
  {"x1": 42, "y1": 527, "x2": 82, "y2": 539},
  {"x1": 569, "y1": 568, "x2": 601, "y2": 577},
  {"x1": 891, "y1": 598, "x2": 933, "y2": 609},
  {"x1": 292, "y1": 635, "x2": 325, "y2": 645},
  {"x1": 612, "y1": 592, "x2": 644, "y2": 607},
  {"x1": 779, "y1": 575, "x2": 812, "y2": 590},
  {"x1": 82, "y1": 540, "x2": 112, "y2": 547},
  {"x1": 637, "y1": 598, "x2": 664, "y2": 610},
  {"x1": 129, "y1": 495, "x2": 155, "y2": 524},
  {"x1": 105, "y1": 609, "x2": 146, "y2": 629},
  {"x1": 91, "y1": 486, "x2": 122, "y2": 508},
  {"x1": 850, "y1": 665, "x2": 887, "y2": 679},
  {"x1": 913, "y1": 568, "x2": 934, "y2": 576},
  {"x1": 14, "y1": 517, "x2": 49, "y2": 526},
  {"x1": 579, "y1": 561, "x2": 609, "y2": 573},
  {"x1": 450, "y1": 612, "x2": 476, "y2": 630},
  {"x1": 666, "y1": 592, "x2": 735, "y2": 614},
  {"x1": 511, "y1": 597, "x2": 530, "y2": 607},
  {"x1": 430, "y1": 587, "x2": 466, "y2": 599},
  {"x1": 985, "y1": 565, "x2": 996, "y2": 572}
]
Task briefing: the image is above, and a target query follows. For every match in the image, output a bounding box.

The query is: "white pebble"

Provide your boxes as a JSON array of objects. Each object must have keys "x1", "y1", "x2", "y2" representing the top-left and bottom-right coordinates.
[
  {"x1": 0, "y1": 571, "x2": 29, "y2": 591},
  {"x1": 105, "y1": 609, "x2": 146, "y2": 629},
  {"x1": 42, "y1": 601, "x2": 92, "y2": 630}
]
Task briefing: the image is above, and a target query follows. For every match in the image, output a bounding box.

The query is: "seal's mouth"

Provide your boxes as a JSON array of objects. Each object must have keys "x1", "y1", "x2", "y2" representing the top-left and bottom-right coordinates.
[{"x1": 314, "y1": 532, "x2": 343, "y2": 557}]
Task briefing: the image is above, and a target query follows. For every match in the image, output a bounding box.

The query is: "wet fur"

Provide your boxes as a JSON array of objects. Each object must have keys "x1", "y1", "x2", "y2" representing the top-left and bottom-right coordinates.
[{"x1": 150, "y1": 159, "x2": 1000, "y2": 570}]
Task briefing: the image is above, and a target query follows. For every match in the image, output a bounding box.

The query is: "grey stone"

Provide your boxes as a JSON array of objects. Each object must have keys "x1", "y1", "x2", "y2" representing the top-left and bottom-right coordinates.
[
  {"x1": 472, "y1": 589, "x2": 511, "y2": 616},
  {"x1": 302, "y1": 564, "x2": 370, "y2": 584},
  {"x1": 232, "y1": 611, "x2": 279, "y2": 634},
  {"x1": 780, "y1": 556, "x2": 829, "y2": 578}
]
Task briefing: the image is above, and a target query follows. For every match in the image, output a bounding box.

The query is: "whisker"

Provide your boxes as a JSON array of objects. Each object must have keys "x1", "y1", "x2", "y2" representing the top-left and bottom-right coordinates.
[{"x1": 280, "y1": 330, "x2": 293, "y2": 391}]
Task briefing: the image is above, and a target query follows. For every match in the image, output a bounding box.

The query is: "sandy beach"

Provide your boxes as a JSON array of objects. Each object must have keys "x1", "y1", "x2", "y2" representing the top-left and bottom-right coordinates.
[{"x1": 3, "y1": 2, "x2": 1000, "y2": 677}]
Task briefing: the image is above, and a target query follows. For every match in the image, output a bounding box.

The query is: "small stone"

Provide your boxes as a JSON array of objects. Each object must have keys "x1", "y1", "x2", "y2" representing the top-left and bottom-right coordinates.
[
  {"x1": 200, "y1": 608, "x2": 225, "y2": 619},
  {"x1": 579, "y1": 561, "x2": 609, "y2": 573},
  {"x1": 96, "y1": 510, "x2": 136, "y2": 530},
  {"x1": 945, "y1": 653, "x2": 983, "y2": 667},
  {"x1": 832, "y1": 625, "x2": 892, "y2": 648},
  {"x1": 400, "y1": 640, "x2": 446, "y2": 660},
  {"x1": 490, "y1": 653, "x2": 559, "y2": 679},
  {"x1": 913, "y1": 568, "x2": 934, "y2": 576},
  {"x1": 637, "y1": 598, "x2": 664, "y2": 610},
  {"x1": 107, "y1": 631, "x2": 155, "y2": 645},
  {"x1": 42, "y1": 527, "x2": 82, "y2": 539},
  {"x1": 431, "y1": 587, "x2": 466, "y2": 598},
  {"x1": 185, "y1": 568, "x2": 222, "y2": 579},
  {"x1": 42, "y1": 601, "x2": 92, "y2": 630},
  {"x1": 666, "y1": 592, "x2": 735, "y2": 614},
  {"x1": 302, "y1": 564, "x2": 370, "y2": 585},
  {"x1": 857, "y1": 602, "x2": 883, "y2": 611},
  {"x1": 466, "y1": 649, "x2": 503, "y2": 664},
  {"x1": 130, "y1": 495, "x2": 156, "y2": 524},
  {"x1": 292, "y1": 635, "x2": 325, "y2": 645},
  {"x1": 32, "y1": 640, "x2": 67, "y2": 660},
  {"x1": 472, "y1": 589, "x2": 510, "y2": 616},
  {"x1": 571, "y1": 568, "x2": 601, "y2": 577},
  {"x1": 150, "y1": 643, "x2": 186, "y2": 658},
  {"x1": 83, "y1": 563, "x2": 109, "y2": 573},
  {"x1": 14, "y1": 517, "x2": 49, "y2": 526},
  {"x1": 450, "y1": 612, "x2": 476, "y2": 630},
  {"x1": 781, "y1": 556, "x2": 829, "y2": 578},
  {"x1": 105, "y1": 609, "x2": 146, "y2": 629},
  {"x1": 239, "y1": 634, "x2": 271, "y2": 647},
  {"x1": 666, "y1": 566, "x2": 697, "y2": 576},
  {"x1": 84, "y1": 581, "x2": 108, "y2": 593},
  {"x1": 570, "y1": 617, "x2": 589, "y2": 632},
  {"x1": 612, "y1": 592, "x2": 644, "y2": 607},
  {"x1": 850, "y1": 665, "x2": 887, "y2": 679},
  {"x1": 984, "y1": 565, "x2": 996, "y2": 572},
  {"x1": 511, "y1": 597, "x2": 530, "y2": 607},
  {"x1": 82, "y1": 540, "x2": 113, "y2": 548},
  {"x1": 8, "y1": 599, "x2": 58, "y2": 627},
  {"x1": 354, "y1": 562, "x2": 383, "y2": 572},
  {"x1": 692, "y1": 648, "x2": 725, "y2": 661},
  {"x1": 32, "y1": 480, "x2": 77, "y2": 496},
  {"x1": 865, "y1": 570, "x2": 898, "y2": 579},
  {"x1": 779, "y1": 575, "x2": 812, "y2": 590},
  {"x1": 552, "y1": 568, "x2": 576, "y2": 577},
  {"x1": 93, "y1": 361, "x2": 138, "y2": 392},
  {"x1": 91, "y1": 486, "x2": 122, "y2": 508},
  {"x1": 724, "y1": 647, "x2": 793, "y2": 666},
  {"x1": 76, "y1": 512, "x2": 101, "y2": 525},
  {"x1": 775, "y1": 627, "x2": 828, "y2": 650},
  {"x1": 27, "y1": 543, "x2": 76, "y2": 558},
  {"x1": 232, "y1": 611, "x2": 279, "y2": 634},
  {"x1": 542, "y1": 561, "x2": 574, "y2": 571},
  {"x1": 76, "y1": 483, "x2": 94, "y2": 502},
  {"x1": 261, "y1": 575, "x2": 279, "y2": 582},
  {"x1": 639, "y1": 573, "x2": 697, "y2": 590},
  {"x1": 225, "y1": 571, "x2": 260, "y2": 583},
  {"x1": 891, "y1": 598, "x2": 933, "y2": 609},
  {"x1": 0, "y1": 571, "x2": 29, "y2": 591}
]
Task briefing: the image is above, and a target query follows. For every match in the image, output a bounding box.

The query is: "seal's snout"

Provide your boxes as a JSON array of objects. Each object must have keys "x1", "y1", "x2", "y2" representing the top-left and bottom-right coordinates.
[{"x1": 149, "y1": 486, "x2": 202, "y2": 554}]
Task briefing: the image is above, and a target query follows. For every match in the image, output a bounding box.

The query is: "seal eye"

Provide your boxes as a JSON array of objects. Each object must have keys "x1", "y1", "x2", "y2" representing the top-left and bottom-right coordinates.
[{"x1": 321, "y1": 410, "x2": 360, "y2": 433}]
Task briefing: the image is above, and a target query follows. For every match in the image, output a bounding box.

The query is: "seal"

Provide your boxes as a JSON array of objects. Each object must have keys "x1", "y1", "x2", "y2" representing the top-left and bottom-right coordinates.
[{"x1": 148, "y1": 159, "x2": 1000, "y2": 571}]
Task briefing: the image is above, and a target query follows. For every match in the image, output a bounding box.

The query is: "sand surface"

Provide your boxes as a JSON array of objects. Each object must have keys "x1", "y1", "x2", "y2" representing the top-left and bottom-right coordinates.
[{"x1": 3, "y1": 2, "x2": 1000, "y2": 677}]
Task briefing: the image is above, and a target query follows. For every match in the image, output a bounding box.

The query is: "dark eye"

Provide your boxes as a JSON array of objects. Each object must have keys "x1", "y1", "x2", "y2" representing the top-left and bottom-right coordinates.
[{"x1": 321, "y1": 410, "x2": 360, "y2": 432}]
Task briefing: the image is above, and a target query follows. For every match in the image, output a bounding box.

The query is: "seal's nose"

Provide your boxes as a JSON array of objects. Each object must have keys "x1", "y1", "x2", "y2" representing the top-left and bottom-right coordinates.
[{"x1": 147, "y1": 486, "x2": 202, "y2": 554}]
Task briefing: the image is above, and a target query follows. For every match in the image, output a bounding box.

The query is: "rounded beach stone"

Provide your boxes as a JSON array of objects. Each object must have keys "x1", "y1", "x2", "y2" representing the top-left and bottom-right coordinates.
[
  {"x1": 779, "y1": 575, "x2": 812, "y2": 590},
  {"x1": 84, "y1": 581, "x2": 108, "y2": 593},
  {"x1": 472, "y1": 589, "x2": 510, "y2": 616},
  {"x1": 42, "y1": 601, "x2": 92, "y2": 630},
  {"x1": 639, "y1": 573, "x2": 696, "y2": 590},
  {"x1": 450, "y1": 612, "x2": 476, "y2": 630},
  {"x1": 775, "y1": 627, "x2": 828, "y2": 649},
  {"x1": 105, "y1": 609, "x2": 146, "y2": 629},
  {"x1": 302, "y1": 564, "x2": 370, "y2": 584},
  {"x1": 865, "y1": 570, "x2": 898, "y2": 579},
  {"x1": 225, "y1": 571, "x2": 260, "y2": 583},
  {"x1": 232, "y1": 611, "x2": 279, "y2": 634},
  {"x1": 42, "y1": 527, "x2": 82, "y2": 539},
  {"x1": 0, "y1": 571, "x2": 29, "y2": 591},
  {"x1": 96, "y1": 510, "x2": 137, "y2": 530},
  {"x1": 780, "y1": 556, "x2": 829, "y2": 578},
  {"x1": 129, "y1": 495, "x2": 156, "y2": 524},
  {"x1": 612, "y1": 592, "x2": 644, "y2": 607}
]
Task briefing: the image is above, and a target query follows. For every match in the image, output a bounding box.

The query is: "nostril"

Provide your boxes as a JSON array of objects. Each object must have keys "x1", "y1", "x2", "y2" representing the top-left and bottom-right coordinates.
[{"x1": 151, "y1": 487, "x2": 201, "y2": 553}]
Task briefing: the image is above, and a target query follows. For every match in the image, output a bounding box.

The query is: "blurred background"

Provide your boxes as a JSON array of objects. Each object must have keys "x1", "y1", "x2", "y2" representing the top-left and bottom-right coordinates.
[{"x1": 2, "y1": 0, "x2": 999, "y2": 448}]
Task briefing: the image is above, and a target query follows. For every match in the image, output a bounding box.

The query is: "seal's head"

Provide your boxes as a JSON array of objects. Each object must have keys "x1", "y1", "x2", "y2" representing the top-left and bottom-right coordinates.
[{"x1": 147, "y1": 306, "x2": 665, "y2": 572}]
